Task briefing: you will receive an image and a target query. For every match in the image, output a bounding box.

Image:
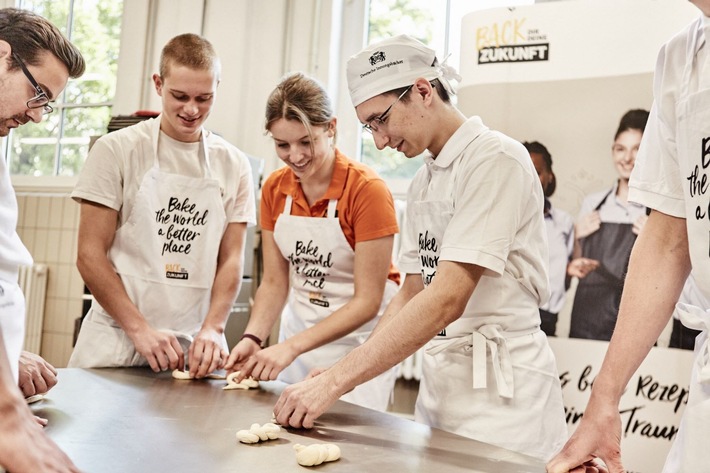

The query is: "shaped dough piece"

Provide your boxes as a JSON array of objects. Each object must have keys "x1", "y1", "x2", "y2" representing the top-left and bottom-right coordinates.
[
  {"x1": 25, "y1": 394, "x2": 45, "y2": 404},
  {"x1": 171, "y1": 369, "x2": 228, "y2": 380},
  {"x1": 236, "y1": 422, "x2": 281, "y2": 444},
  {"x1": 223, "y1": 371, "x2": 259, "y2": 390},
  {"x1": 171, "y1": 369, "x2": 193, "y2": 380},
  {"x1": 293, "y1": 443, "x2": 341, "y2": 466}
]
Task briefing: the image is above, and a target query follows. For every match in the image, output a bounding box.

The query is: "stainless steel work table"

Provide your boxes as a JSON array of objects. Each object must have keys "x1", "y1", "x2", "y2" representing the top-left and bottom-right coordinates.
[{"x1": 34, "y1": 368, "x2": 544, "y2": 472}]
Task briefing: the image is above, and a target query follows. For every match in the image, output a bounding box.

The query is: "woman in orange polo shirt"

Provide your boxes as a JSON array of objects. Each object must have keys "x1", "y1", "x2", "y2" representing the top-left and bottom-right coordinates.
[{"x1": 225, "y1": 72, "x2": 400, "y2": 411}]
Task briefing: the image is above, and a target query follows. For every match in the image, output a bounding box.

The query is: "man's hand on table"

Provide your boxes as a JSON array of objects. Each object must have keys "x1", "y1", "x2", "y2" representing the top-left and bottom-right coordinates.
[
  {"x1": 273, "y1": 371, "x2": 343, "y2": 428},
  {"x1": 0, "y1": 394, "x2": 80, "y2": 472},
  {"x1": 18, "y1": 351, "x2": 58, "y2": 397},
  {"x1": 188, "y1": 327, "x2": 229, "y2": 379}
]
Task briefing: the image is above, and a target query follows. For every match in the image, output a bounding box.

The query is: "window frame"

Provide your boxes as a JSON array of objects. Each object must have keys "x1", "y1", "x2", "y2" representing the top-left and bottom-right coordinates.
[
  {"x1": 348, "y1": 0, "x2": 536, "y2": 198},
  {"x1": 5, "y1": 0, "x2": 123, "y2": 190}
]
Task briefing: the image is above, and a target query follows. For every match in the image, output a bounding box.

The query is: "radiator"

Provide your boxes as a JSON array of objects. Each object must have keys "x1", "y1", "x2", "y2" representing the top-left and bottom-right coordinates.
[{"x1": 17, "y1": 264, "x2": 48, "y2": 354}]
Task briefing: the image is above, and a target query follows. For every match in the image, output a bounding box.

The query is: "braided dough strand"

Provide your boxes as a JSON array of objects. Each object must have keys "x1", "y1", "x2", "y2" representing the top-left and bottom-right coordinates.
[
  {"x1": 236, "y1": 422, "x2": 281, "y2": 444},
  {"x1": 223, "y1": 371, "x2": 259, "y2": 390},
  {"x1": 293, "y1": 443, "x2": 341, "y2": 466}
]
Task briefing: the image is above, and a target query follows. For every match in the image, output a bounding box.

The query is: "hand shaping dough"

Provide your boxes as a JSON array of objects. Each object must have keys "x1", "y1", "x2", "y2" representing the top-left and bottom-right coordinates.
[
  {"x1": 223, "y1": 371, "x2": 259, "y2": 390},
  {"x1": 236, "y1": 422, "x2": 281, "y2": 444},
  {"x1": 293, "y1": 443, "x2": 341, "y2": 466},
  {"x1": 171, "y1": 369, "x2": 227, "y2": 380}
]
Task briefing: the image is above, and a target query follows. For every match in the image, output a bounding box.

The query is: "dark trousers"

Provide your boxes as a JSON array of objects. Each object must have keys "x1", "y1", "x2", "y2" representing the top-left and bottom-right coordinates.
[
  {"x1": 669, "y1": 317, "x2": 702, "y2": 350},
  {"x1": 539, "y1": 309, "x2": 558, "y2": 337}
]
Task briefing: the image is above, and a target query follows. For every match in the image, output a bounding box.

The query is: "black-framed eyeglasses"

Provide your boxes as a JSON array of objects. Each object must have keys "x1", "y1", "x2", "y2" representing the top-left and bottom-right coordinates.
[
  {"x1": 362, "y1": 85, "x2": 412, "y2": 134},
  {"x1": 12, "y1": 52, "x2": 53, "y2": 115}
]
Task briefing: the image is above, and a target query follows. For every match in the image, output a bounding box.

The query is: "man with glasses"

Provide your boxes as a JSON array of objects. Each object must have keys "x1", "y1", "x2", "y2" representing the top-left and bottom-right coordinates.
[
  {"x1": 274, "y1": 34, "x2": 567, "y2": 461},
  {"x1": 0, "y1": 7, "x2": 85, "y2": 473}
]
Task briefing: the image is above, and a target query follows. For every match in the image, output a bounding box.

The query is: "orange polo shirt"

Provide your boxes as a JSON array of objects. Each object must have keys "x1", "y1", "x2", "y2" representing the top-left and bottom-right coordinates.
[{"x1": 261, "y1": 149, "x2": 400, "y2": 285}]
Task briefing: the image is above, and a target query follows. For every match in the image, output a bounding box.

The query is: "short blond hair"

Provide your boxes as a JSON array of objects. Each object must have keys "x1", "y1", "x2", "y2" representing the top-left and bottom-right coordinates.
[{"x1": 159, "y1": 33, "x2": 220, "y2": 79}]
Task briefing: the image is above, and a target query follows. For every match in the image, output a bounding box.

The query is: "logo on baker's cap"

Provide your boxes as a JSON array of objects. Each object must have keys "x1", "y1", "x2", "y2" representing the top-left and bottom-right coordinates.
[
  {"x1": 369, "y1": 51, "x2": 386, "y2": 66},
  {"x1": 347, "y1": 34, "x2": 461, "y2": 107}
]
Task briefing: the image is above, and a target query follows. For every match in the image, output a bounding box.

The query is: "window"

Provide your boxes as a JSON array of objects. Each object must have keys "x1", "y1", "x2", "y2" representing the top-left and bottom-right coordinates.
[
  {"x1": 6, "y1": 0, "x2": 123, "y2": 177},
  {"x1": 362, "y1": 0, "x2": 535, "y2": 193}
]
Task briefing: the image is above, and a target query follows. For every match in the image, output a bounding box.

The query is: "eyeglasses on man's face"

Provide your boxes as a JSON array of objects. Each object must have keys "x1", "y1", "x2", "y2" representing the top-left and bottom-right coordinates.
[
  {"x1": 362, "y1": 85, "x2": 412, "y2": 134},
  {"x1": 12, "y1": 52, "x2": 53, "y2": 115}
]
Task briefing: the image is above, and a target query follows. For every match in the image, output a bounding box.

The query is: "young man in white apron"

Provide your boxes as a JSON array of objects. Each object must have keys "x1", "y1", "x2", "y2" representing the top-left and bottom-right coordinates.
[
  {"x1": 547, "y1": 2, "x2": 710, "y2": 471},
  {"x1": 0, "y1": 8, "x2": 85, "y2": 472},
  {"x1": 273, "y1": 35, "x2": 567, "y2": 461},
  {"x1": 68, "y1": 34, "x2": 256, "y2": 378}
]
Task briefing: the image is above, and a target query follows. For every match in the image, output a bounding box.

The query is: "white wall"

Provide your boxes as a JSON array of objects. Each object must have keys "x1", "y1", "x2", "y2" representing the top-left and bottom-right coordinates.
[{"x1": 113, "y1": 0, "x2": 366, "y2": 177}]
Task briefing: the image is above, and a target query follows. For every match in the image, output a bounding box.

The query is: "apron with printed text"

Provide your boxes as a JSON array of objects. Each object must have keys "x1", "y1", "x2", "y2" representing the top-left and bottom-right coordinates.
[
  {"x1": 69, "y1": 118, "x2": 227, "y2": 368},
  {"x1": 569, "y1": 190, "x2": 638, "y2": 341},
  {"x1": 662, "y1": 24, "x2": 710, "y2": 473},
  {"x1": 410, "y1": 159, "x2": 566, "y2": 461},
  {"x1": 273, "y1": 195, "x2": 397, "y2": 411}
]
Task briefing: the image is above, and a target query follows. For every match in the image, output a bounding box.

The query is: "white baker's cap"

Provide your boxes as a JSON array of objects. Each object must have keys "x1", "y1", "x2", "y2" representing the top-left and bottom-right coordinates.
[{"x1": 346, "y1": 34, "x2": 460, "y2": 107}]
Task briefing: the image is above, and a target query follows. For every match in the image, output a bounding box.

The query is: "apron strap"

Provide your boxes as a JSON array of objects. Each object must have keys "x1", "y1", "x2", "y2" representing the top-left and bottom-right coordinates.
[
  {"x1": 326, "y1": 199, "x2": 338, "y2": 218},
  {"x1": 675, "y1": 303, "x2": 710, "y2": 384},
  {"x1": 284, "y1": 195, "x2": 294, "y2": 215},
  {"x1": 593, "y1": 188, "x2": 614, "y2": 212},
  {"x1": 426, "y1": 325, "x2": 538, "y2": 399}
]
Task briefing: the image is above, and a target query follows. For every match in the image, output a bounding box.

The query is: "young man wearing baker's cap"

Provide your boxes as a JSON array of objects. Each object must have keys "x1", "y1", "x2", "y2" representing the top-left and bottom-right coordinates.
[{"x1": 274, "y1": 34, "x2": 567, "y2": 461}]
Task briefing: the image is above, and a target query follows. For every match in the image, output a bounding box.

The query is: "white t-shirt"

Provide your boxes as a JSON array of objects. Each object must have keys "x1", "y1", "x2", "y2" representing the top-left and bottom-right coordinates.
[
  {"x1": 629, "y1": 15, "x2": 710, "y2": 300},
  {"x1": 399, "y1": 116, "x2": 549, "y2": 332},
  {"x1": 72, "y1": 117, "x2": 256, "y2": 229}
]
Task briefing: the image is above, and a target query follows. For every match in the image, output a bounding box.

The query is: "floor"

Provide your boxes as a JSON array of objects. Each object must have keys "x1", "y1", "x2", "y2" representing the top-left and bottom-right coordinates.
[{"x1": 386, "y1": 378, "x2": 419, "y2": 419}]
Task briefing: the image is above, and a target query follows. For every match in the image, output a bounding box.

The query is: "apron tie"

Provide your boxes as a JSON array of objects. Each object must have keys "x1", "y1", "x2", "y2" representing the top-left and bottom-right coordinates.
[
  {"x1": 675, "y1": 302, "x2": 710, "y2": 384},
  {"x1": 426, "y1": 325, "x2": 535, "y2": 399}
]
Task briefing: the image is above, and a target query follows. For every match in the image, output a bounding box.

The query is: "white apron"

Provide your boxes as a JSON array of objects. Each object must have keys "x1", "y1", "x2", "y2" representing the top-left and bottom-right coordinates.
[
  {"x1": 661, "y1": 24, "x2": 710, "y2": 472},
  {"x1": 411, "y1": 160, "x2": 566, "y2": 461},
  {"x1": 69, "y1": 118, "x2": 227, "y2": 368},
  {"x1": 273, "y1": 195, "x2": 397, "y2": 411}
]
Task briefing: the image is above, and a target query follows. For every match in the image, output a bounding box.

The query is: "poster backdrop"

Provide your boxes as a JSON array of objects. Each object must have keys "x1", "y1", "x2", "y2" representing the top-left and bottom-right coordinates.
[
  {"x1": 458, "y1": 1, "x2": 699, "y2": 471},
  {"x1": 549, "y1": 338, "x2": 693, "y2": 472}
]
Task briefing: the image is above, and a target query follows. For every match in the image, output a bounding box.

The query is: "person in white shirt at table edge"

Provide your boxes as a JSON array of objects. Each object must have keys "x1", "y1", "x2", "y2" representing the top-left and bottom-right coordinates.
[
  {"x1": 273, "y1": 34, "x2": 568, "y2": 462},
  {"x1": 68, "y1": 33, "x2": 256, "y2": 378},
  {"x1": 547, "y1": 1, "x2": 710, "y2": 471},
  {"x1": 0, "y1": 7, "x2": 85, "y2": 473}
]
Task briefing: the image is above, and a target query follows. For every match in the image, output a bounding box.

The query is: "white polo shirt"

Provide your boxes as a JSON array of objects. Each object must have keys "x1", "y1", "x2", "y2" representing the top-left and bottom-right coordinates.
[{"x1": 398, "y1": 116, "x2": 549, "y2": 332}]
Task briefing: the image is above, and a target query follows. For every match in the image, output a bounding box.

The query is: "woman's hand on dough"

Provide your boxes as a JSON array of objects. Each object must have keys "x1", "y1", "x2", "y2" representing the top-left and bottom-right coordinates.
[
  {"x1": 224, "y1": 339, "x2": 261, "y2": 376},
  {"x1": 242, "y1": 342, "x2": 299, "y2": 382}
]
